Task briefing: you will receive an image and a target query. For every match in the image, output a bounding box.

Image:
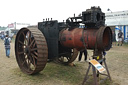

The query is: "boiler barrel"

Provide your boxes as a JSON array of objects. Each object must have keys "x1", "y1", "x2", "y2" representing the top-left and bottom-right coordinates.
[{"x1": 59, "y1": 26, "x2": 112, "y2": 51}]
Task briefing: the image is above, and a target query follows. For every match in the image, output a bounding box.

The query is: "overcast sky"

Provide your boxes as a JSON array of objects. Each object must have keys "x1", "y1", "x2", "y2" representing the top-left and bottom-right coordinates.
[{"x1": 0, "y1": 0, "x2": 128, "y2": 26}]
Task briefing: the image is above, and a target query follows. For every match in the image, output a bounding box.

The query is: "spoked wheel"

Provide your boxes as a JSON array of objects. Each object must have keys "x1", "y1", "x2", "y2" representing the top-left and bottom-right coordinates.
[
  {"x1": 15, "y1": 27, "x2": 48, "y2": 74},
  {"x1": 56, "y1": 48, "x2": 78, "y2": 64}
]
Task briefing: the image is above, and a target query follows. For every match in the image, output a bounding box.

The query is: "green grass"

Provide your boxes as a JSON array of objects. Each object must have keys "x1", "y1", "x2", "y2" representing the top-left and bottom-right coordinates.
[
  {"x1": 11, "y1": 61, "x2": 119, "y2": 85},
  {"x1": 123, "y1": 43, "x2": 128, "y2": 47},
  {"x1": 42, "y1": 62, "x2": 83, "y2": 84},
  {"x1": 11, "y1": 62, "x2": 84, "y2": 85}
]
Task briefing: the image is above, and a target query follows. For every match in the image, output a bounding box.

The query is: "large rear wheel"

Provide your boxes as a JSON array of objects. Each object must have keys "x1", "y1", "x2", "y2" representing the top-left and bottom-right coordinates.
[{"x1": 15, "y1": 27, "x2": 48, "y2": 74}]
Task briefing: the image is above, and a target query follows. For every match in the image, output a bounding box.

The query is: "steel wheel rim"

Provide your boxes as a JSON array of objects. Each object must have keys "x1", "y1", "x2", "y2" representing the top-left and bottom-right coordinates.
[{"x1": 15, "y1": 27, "x2": 48, "y2": 74}]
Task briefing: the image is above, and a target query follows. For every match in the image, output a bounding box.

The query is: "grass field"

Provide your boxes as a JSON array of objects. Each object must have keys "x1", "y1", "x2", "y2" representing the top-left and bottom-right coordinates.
[{"x1": 0, "y1": 39, "x2": 128, "y2": 85}]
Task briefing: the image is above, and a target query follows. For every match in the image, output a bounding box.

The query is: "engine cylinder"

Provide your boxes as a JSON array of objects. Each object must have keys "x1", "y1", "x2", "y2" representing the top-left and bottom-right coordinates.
[{"x1": 59, "y1": 26, "x2": 112, "y2": 51}]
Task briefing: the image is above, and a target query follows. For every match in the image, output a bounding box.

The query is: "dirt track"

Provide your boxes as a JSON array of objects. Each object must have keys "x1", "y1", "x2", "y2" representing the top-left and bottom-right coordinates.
[
  {"x1": 106, "y1": 45, "x2": 128, "y2": 85},
  {"x1": 0, "y1": 39, "x2": 128, "y2": 85}
]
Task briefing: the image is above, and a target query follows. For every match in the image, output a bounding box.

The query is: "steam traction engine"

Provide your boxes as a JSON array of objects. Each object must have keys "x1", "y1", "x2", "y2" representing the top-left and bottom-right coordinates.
[{"x1": 15, "y1": 7, "x2": 112, "y2": 75}]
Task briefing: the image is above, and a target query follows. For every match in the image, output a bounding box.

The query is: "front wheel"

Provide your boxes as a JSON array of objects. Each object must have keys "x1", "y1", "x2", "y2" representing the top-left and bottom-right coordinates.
[{"x1": 55, "y1": 48, "x2": 78, "y2": 64}]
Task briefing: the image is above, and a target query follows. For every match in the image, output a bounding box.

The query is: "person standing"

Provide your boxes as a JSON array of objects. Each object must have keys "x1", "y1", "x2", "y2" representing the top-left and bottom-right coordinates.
[
  {"x1": 117, "y1": 30, "x2": 123, "y2": 46},
  {"x1": 78, "y1": 49, "x2": 87, "y2": 62},
  {"x1": 4, "y1": 35, "x2": 11, "y2": 58},
  {"x1": 1, "y1": 34, "x2": 4, "y2": 40},
  {"x1": 112, "y1": 30, "x2": 116, "y2": 46}
]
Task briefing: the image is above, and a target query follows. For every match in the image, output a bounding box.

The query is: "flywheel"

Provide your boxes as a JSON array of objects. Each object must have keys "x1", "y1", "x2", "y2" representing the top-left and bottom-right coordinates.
[{"x1": 15, "y1": 27, "x2": 48, "y2": 74}]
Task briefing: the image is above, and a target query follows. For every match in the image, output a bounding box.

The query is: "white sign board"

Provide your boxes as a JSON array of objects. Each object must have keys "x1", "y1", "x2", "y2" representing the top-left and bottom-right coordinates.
[
  {"x1": 89, "y1": 59, "x2": 106, "y2": 73},
  {"x1": 105, "y1": 10, "x2": 128, "y2": 26}
]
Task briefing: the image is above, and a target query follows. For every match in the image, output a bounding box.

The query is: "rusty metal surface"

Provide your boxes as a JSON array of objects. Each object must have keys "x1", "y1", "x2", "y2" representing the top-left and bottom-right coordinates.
[
  {"x1": 15, "y1": 27, "x2": 48, "y2": 74},
  {"x1": 96, "y1": 26, "x2": 112, "y2": 51},
  {"x1": 68, "y1": 48, "x2": 78, "y2": 63},
  {"x1": 59, "y1": 26, "x2": 112, "y2": 51}
]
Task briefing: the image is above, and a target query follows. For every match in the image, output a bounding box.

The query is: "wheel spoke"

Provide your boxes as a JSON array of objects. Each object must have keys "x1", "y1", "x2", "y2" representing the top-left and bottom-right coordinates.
[
  {"x1": 32, "y1": 41, "x2": 36, "y2": 47},
  {"x1": 22, "y1": 32, "x2": 28, "y2": 45},
  {"x1": 29, "y1": 39, "x2": 35, "y2": 47},
  {"x1": 18, "y1": 40, "x2": 25, "y2": 45},
  {"x1": 26, "y1": 31, "x2": 31, "y2": 45},
  {"x1": 32, "y1": 57, "x2": 36, "y2": 67},
  {"x1": 26, "y1": 32, "x2": 29, "y2": 42},
  {"x1": 30, "y1": 54, "x2": 36, "y2": 67},
  {"x1": 22, "y1": 57, "x2": 27, "y2": 66},
  {"x1": 22, "y1": 32, "x2": 27, "y2": 41},
  {"x1": 31, "y1": 52, "x2": 38, "y2": 59},
  {"x1": 33, "y1": 51, "x2": 38, "y2": 56},
  {"x1": 28, "y1": 31, "x2": 32, "y2": 44},
  {"x1": 28, "y1": 55, "x2": 34, "y2": 65},
  {"x1": 31, "y1": 48, "x2": 38, "y2": 51},
  {"x1": 18, "y1": 51, "x2": 24, "y2": 55}
]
